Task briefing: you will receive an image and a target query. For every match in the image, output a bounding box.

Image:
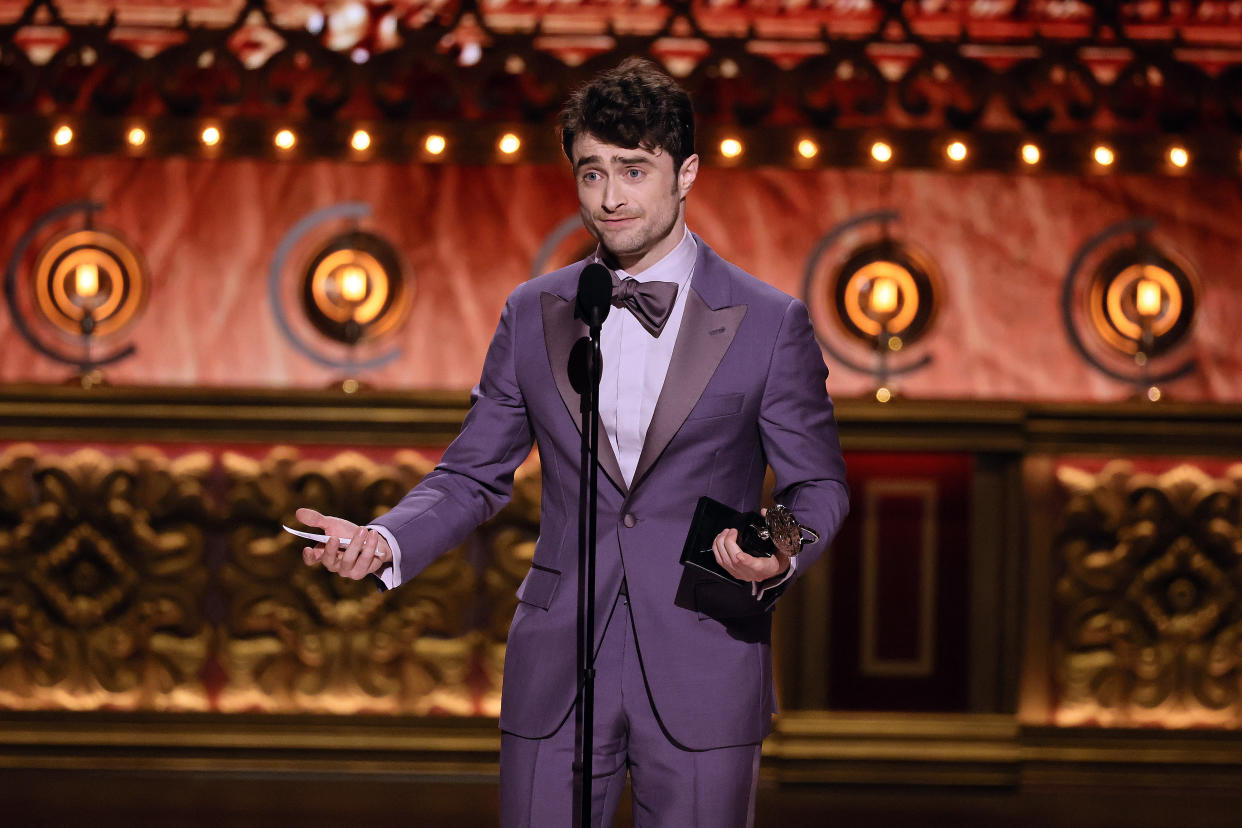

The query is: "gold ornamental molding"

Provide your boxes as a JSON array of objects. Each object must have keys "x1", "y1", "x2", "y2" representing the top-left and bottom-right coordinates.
[
  {"x1": 217, "y1": 447, "x2": 481, "y2": 715},
  {"x1": 2, "y1": 386, "x2": 1242, "y2": 726},
  {"x1": 2, "y1": 385, "x2": 1242, "y2": 455},
  {"x1": 1053, "y1": 461, "x2": 1242, "y2": 728},
  {"x1": 0, "y1": 443, "x2": 213, "y2": 710},
  {"x1": 0, "y1": 384, "x2": 472, "y2": 446},
  {"x1": 0, "y1": 711, "x2": 503, "y2": 777},
  {"x1": 3, "y1": 710, "x2": 1242, "y2": 790},
  {"x1": 0, "y1": 437, "x2": 549, "y2": 717}
]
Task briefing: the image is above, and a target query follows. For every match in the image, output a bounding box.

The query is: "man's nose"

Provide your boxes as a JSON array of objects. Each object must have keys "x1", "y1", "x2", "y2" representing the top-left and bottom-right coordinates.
[{"x1": 602, "y1": 178, "x2": 625, "y2": 212}]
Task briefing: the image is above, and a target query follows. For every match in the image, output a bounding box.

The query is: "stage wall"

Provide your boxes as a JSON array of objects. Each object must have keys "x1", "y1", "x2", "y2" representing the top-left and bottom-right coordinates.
[{"x1": 1, "y1": 156, "x2": 1239, "y2": 401}]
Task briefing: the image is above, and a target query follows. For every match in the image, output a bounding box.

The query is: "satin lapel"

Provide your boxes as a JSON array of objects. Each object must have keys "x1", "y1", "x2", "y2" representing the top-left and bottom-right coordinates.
[
  {"x1": 539, "y1": 291, "x2": 628, "y2": 495},
  {"x1": 630, "y1": 288, "x2": 747, "y2": 491}
]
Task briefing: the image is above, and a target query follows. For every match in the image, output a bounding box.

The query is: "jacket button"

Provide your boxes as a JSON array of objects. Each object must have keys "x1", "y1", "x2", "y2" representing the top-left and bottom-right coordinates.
[{"x1": 623, "y1": 513, "x2": 637, "y2": 528}]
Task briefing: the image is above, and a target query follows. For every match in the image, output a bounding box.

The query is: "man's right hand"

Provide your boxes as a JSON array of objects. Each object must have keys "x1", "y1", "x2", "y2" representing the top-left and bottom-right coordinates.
[{"x1": 295, "y1": 507, "x2": 392, "y2": 581}]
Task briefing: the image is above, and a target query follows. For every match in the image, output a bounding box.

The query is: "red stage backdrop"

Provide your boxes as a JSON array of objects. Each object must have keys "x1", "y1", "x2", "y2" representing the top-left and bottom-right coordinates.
[{"x1": 1, "y1": 156, "x2": 1239, "y2": 400}]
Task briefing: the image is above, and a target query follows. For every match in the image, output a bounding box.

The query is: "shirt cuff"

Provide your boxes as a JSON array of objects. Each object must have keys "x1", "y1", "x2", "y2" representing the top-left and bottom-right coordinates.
[
  {"x1": 367, "y1": 524, "x2": 402, "y2": 590},
  {"x1": 753, "y1": 556, "x2": 797, "y2": 601}
]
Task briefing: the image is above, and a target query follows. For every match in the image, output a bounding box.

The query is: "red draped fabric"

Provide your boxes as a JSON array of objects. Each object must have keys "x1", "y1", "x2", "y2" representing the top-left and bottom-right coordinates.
[{"x1": 1, "y1": 156, "x2": 1239, "y2": 401}]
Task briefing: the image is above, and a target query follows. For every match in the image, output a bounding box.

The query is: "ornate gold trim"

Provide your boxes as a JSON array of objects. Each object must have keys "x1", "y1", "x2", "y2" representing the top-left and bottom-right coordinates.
[
  {"x1": 6, "y1": 710, "x2": 1240, "y2": 788},
  {"x1": 0, "y1": 385, "x2": 471, "y2": 446},
  {"x1": 0, "y1": 711, "x2": 501, "y2": 776},
  {"x1": 2, "y1": 386, "x2": 1241, "y2": 454}
]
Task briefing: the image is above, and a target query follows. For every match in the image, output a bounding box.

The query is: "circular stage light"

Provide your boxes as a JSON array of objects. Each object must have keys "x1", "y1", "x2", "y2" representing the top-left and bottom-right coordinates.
[
  {"x1": 33, "y1": 228, "x2": 148, "y2": 339},
  {"x1": 833, "y1": 240, "x2": 939, "y2": 348},
  {"x1": 1059, "y1": 219, "x2": 1200, "y2": 393},
  {"x1": 300, "y1": 230, "x2": 409, "y2": 346},
  {"x1": 1087, "y1": 246, "x2": 1196, "y2": 358}
]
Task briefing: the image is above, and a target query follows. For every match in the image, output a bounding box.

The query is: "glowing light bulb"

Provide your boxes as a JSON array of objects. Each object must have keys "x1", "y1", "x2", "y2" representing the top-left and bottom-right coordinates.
[
  {"x1": 351, "y1": 129, "x2": 371, "y2": 151},
  {"x1": 1021, "y1": 143, "x2": 1041, "y2": 166},
  {"x1": 339, "y1": 266, "x2": 368, "y2": 303},
  {"x1": 797, "y1": 139, "x2": 818, "y2": 159},
  {"x1": 946, "y1": 141, "x2": 967, "y2": 162},
  {"x1": 1136, "y1": 278, "x2": 1162, "y2": 318},
  {"x1": 275, "y1": 129, "x2": 296, "y2": 150},
  {"x1": 53, "y1": 125, "x2": 74, "y2": 147},
  {"x1": 870, "y1": 141, "x2": 892, "y2": 163},
  {"x1": 460, "y1": 42, "x2": 482, "y2": 66},
  {"x1": 425, "y1": 134, "x2": 447, "y2": 155},
  {"x1": 499, "y1": 133, "x2": 520, "y2": 154},
  {"x1": 720, "y1": 138, "x2": 743, "y2": 158},
  {"x1": 201, "y1": 126, "x2": 221, "y2": 147},
  {"x1": 875, "y1": 386, "x2": 892, "y2": 403},
  {"x1": 1093, "y1": 145, "x2": 1115, "y2": 167},
  {"x1": 1168, "y1": 146, "x2": 1189, "y2": 168},
  {"x1": 127, "y1": 127, "x2": 147, "y2": 147},
  {"x1": 341, "y1": 1, "x2": 367, "y2": 27},
  {"x1": 870, "y1": 278, "x2": 898, "y2": 314},
  {"x1": 75, "y1": 263, "x2": 99, "y2": 299}
]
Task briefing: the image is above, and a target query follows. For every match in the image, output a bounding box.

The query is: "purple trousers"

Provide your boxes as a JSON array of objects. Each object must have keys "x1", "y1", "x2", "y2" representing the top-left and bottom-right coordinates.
[{"x1": 500, "y1": 594, "x2": 762, "y2": 828}]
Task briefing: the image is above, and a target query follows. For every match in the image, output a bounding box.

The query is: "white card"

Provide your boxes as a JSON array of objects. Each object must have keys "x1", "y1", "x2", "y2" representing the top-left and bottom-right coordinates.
[
  {"x1": 282, "y1": 525, "x2": 388, "y2": 558},
  {"x1": 283, "y1": 525, "x2": 346, "y2": 547}
]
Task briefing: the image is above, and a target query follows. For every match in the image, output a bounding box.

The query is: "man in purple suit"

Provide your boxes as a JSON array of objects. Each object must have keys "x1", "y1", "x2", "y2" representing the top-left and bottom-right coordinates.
[{"x1": 298, "y1": 57, "x2": 848, "y2": 827}]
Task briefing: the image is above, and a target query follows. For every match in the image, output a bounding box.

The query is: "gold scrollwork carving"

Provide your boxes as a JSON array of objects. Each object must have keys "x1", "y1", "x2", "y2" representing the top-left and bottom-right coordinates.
[
  {"x1": 0, "y1": 439, "x2": 551, "y2": 717},
  {"x1": 217, "y1": 447, "x2": 479, "y2": 714},
  {"x1": 1055, "y1": 461, "x2": 1242, "y2": 726},
  {"x1": 0, "y1": 443, "x2": 212, "y2": 710}
]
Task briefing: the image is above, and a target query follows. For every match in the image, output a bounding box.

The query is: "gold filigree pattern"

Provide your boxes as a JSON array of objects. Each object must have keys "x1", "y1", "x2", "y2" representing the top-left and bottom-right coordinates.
[
  {"x1": 0, "y1": 443, "x2": 212, "y2": 710},
  {"x1": 217, "y1": 447, "x2": 479, "y2": 714},
  {"x1": 0, "y1": 438, "x2": 558, "y2": 716},
  {"x1": 1054, "y1": 461, "x2": 1242, "y2": 726}
]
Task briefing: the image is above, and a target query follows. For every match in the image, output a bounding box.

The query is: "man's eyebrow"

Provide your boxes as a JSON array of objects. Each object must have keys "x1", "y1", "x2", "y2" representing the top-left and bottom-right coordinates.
[{"x1": 575, "y1": 153, "x2": 656, "y2": 170}]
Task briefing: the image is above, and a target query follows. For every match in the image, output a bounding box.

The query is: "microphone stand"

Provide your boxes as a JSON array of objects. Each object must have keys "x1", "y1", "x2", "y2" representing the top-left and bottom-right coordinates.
[{"x1": 572, "y1": 309, "x2": 605, "y2": 828}]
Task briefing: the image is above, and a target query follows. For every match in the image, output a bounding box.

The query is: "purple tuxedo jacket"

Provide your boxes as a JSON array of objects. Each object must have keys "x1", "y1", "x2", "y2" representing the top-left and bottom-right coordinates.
[{"x1": 374, "y1": 235, "x2": 848, "y2": 750}]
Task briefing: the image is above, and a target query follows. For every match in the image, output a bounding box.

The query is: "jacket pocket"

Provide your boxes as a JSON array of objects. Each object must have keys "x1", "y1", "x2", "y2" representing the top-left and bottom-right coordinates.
[
  {"x1": 686, "y1": 392, "x2": 744, "y2": 421},
  {"x1": 516, "y1": 564, "x2": 561, "y2": 610}
]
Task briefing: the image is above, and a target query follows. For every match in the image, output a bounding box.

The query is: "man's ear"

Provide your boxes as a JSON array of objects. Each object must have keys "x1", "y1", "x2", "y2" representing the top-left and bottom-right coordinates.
[{"x1": 678, "y1": 153, "x2": 700, "y2": 196}]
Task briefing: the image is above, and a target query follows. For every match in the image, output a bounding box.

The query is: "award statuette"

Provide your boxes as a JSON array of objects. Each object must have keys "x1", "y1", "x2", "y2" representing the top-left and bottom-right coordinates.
[{"x1": 679, "y1": 497, "x2": 819, "y2": 587}]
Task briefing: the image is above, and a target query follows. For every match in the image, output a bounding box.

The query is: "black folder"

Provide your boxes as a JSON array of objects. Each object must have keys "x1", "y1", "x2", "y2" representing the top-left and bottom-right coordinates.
[{"x1": 679, "y1": 496, "x2": 775, "y2": 588}]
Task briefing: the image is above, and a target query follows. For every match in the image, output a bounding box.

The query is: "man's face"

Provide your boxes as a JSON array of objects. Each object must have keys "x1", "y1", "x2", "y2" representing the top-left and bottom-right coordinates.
[{"x1": 571, "y1": 133, "x2": 699, "y2": 274}]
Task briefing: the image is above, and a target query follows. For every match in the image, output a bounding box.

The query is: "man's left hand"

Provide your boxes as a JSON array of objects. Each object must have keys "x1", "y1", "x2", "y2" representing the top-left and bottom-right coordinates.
[{"x1": 711, "y1": 520, "x2": 791, "y2": 584}]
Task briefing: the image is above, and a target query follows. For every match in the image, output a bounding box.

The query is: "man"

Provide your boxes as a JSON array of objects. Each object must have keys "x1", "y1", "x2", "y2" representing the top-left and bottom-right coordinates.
[{"x1": 298, "y1": 57, "x2": 848, "y2": 827}]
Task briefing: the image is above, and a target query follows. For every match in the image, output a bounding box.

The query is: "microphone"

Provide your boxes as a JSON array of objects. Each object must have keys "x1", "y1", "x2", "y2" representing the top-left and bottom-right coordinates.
[{"x1": 575, "y1": 262, "x2": 612, "y2": 330}]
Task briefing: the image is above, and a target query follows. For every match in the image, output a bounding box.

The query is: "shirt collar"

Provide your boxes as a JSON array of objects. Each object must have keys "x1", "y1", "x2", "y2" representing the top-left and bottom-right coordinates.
[{"x1": 594, "y1": 226, "x2": 696, "y2": 291}]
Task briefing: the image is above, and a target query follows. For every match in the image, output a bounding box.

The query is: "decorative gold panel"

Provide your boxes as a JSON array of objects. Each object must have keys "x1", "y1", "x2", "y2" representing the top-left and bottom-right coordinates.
[
  {"x1": 217, "y1": 447, "x2": 479, "y2": 714},
  {"x1": 1054, "y1": 461, "x2": 1242, "y2": 726},
  {"x1": 0, "y1": 443, "x2": 212, "y2": 710},
  {"x1": 0, "y1": 435, "x2": 548, "y2": 716}
]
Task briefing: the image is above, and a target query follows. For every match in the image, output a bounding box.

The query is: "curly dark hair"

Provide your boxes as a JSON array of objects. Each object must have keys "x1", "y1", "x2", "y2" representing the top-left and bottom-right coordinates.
[{"x1": 559, "y1": 56, "x2": 696, "y2": 174}]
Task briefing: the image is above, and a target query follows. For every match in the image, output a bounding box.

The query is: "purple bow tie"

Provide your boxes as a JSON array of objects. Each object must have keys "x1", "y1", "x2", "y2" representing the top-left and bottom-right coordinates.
[{"x1": 611, "y1": 275, "x2": 678, "y2": 337}]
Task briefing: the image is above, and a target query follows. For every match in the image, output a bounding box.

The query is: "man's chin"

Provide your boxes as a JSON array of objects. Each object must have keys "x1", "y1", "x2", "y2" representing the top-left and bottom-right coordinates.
[{"x1": 598, "y1": 234, "x2": 644, "y2": 257}]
